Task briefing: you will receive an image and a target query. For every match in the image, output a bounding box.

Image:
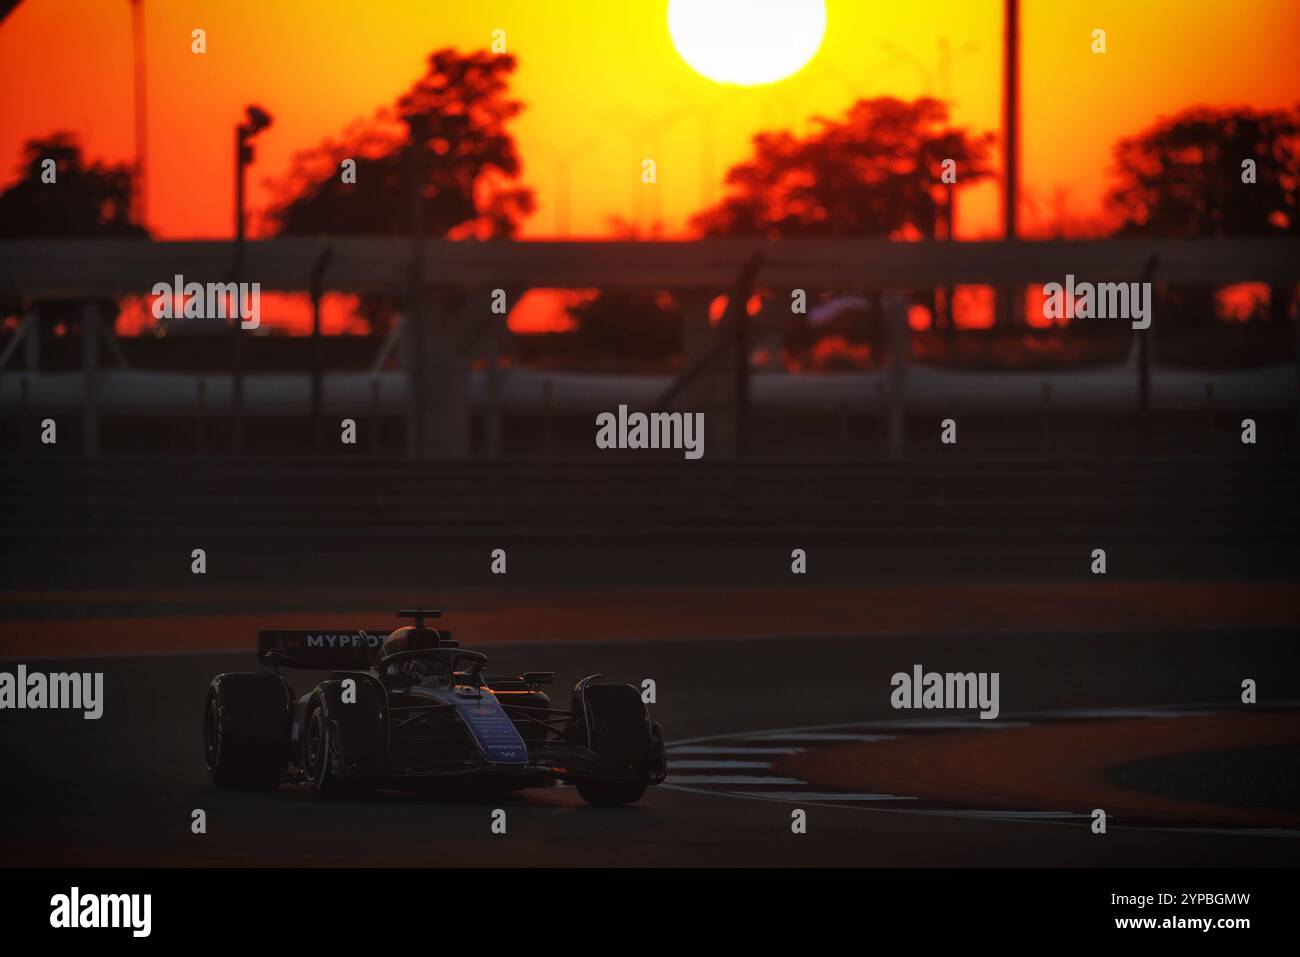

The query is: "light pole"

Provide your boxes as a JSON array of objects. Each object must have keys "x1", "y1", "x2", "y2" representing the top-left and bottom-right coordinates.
[
  {"x1": 129, "y1": 0, "x2": 148, "y2": 227},
  {"x1": 603, "y1": 107, "x2": 688, "y2": 234},
  {"x1": 232, "y1": 104, "x2": 271, "y2": 454},
  {"x1": 534, "y1": 138, "x2": 599, "y2": 236},
  {"x1": 998, "y1": 0, "x2": 1020, "y2": 328},
  {"x1": 1002, "y1": 0, "x2": 1019, "y2": 245},
  {"x1": 403, "y1": 111, "x2": 430, "y2": 457},
  {"x1": 234, "y1": 105, "x2": 272, "y2": 274},
  {"x1": 668, "y1": 86, "x2": 721, "y2": 212}
]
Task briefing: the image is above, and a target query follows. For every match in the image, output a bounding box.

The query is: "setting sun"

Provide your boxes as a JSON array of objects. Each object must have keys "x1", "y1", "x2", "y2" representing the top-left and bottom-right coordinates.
[{"x1": 667, "y1": 0, "x2": 826, "y2": 86}]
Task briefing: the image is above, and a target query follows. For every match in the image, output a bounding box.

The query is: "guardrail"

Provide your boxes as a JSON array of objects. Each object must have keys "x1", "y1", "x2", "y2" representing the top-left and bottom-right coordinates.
[
  {"x1": 4, "y1": 237, "x2": 1300, "y2": 293},
  {"x1": 1, "y1": 237, "x2": 1297, "y2": 459}
]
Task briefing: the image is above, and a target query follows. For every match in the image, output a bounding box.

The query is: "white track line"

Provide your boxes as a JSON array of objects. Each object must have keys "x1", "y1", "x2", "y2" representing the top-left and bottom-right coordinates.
[
  {"x1": 666, "y1": 745, "x2": 804, "y2": 755},
  {"x1": 738, "y1": 791, "x2": 917, "y2": 802},
  {"x1": 1046, "y1": 708, "x2": 1216, "y2": 719},
  {"x1": 664, "y1": 705, "x2": 1300, "y2": 838},
  {"x1": 908, "y1": 810, "x2": 1086, "y2": 819},
  {"x1": 742, "y1": 732, "x2": 899, "y2": 742},
  {"x1": 834, "y1": 720, "x2": 1031, "y2": 731},
  {"x1": 665, "y1": 774, "x2": 805, "y2": 786},
  {"x1": 1154, "y1": 827, "x2": 1300, "y2": 839}
]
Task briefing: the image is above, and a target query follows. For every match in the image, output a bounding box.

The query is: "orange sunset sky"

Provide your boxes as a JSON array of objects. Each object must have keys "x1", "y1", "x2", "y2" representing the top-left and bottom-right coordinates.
[{"x1": 2, "y1": 0, "x2": 1298, "y2": 244}]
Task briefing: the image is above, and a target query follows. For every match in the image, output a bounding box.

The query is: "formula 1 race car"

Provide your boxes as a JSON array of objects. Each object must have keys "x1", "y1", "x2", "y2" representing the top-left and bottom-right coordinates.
[{"x1": 202, "y1": 610, "x2": 666, "y2": 805}]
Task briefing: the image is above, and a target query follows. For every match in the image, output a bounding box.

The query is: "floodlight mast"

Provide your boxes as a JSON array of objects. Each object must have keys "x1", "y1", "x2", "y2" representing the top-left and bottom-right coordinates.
[{"x1": 232, "y1": 103, "x2": 273, "y2": 453}]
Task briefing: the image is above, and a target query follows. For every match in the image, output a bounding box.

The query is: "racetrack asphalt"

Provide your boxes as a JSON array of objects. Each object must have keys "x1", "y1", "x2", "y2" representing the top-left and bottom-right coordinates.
[{"x1": 2, "y1": 624, "x2": 1298, "y2": 867}]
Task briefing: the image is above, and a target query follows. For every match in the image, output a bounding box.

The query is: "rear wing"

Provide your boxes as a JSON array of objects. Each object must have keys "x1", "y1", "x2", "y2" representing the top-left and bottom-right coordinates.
[{"x1": 257, "y1": 630, "x2": 392, "y2": 670}]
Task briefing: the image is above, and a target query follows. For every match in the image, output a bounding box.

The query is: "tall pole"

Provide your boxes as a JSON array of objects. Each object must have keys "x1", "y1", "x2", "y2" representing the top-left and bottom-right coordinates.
[
  {"x1": 554, "y1": 160, "x2": 570, "y2": 236},
  {"x1": 309, "y1": 246, "x2": 332, "y2": 454},
  {"x1": 943, "y1": 181, "x2": 956, "y2": 330},
  {"x1": 234, "y1": 129, "x2": 246, "y2": 271},
  {"x1": 998, "y1": 0, "x2": 1020, "y2": 328},
  {"x1": 536, "y1": 139, "x2": 597, "y2": 236},
  {"x1": 227, "y1": 106, "x2": 270, "y2": 455},
  {"x1": 129, "y1": 0, "x2": 148, "y2": 227},
  {"x1": 406, "y1": 116, "x2": 427, "y2": 457},
  {"x1": 668, "y1": 88, "x2": 718, "y2": 212},
  {"x1": 1003, "y1": 0, "x2": 1019, "y2": 242},
  {"x1": 604, "y1": 108, "x2": 686, "y2": 234},
  {"x1": 232, "y1": 126, "x2": 246, "y2": 453}
]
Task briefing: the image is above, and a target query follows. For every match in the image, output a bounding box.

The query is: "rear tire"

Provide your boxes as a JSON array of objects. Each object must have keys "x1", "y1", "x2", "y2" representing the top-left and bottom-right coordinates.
[{"x1": 204, "y1": 673, "x2": 290, "y2": 787}]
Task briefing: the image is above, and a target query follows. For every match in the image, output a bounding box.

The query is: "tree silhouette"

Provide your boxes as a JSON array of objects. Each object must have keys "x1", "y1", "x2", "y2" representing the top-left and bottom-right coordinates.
[
  {"x1": 1107, "y1": 105, "x2": 1299, "y2": 327},
  {"x1": 565, "y1": 99, "x2": 993, "y2": 364},
  {"x1": 0, "y1": 132, "x2": 145, "y2": 238},
  {"x1": 679, "y1": 97, "x2": 993, "y2": 349},
  {"x1": 692, "y1": 97, "x2": 994, "y2": 238},
  {"x1": 0, "y1": 133, "x2": 144, "y2": 338},
  {"x1": 1107, "y1": 105, "x2": 1299, "y2": 238},
  {"x1": 271, "y1": 48, "x2": 534, "y2": 239}
]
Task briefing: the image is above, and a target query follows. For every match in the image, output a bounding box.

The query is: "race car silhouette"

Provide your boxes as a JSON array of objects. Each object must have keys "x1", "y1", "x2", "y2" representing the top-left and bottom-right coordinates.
[{"x1": 202, "y1": 610, "x2": 666, "y2": 805}]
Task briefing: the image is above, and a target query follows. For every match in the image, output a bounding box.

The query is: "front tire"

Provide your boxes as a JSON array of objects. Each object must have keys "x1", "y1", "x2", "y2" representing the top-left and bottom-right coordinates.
[
  {"x1": 301, "y1": 700, "x2": 368, "y2": 799},
  {"x1": 204, "y1": 673, "x2": 290, "y2": 787},
  {"x1": 574, "y1": 682, "x2": 655, "y2": 806}
]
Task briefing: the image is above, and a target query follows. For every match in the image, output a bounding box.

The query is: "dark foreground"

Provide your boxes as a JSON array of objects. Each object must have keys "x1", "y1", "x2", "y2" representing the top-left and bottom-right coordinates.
[{"x1": 2, "y1": 628, "x2": 1297, "y2": 867}]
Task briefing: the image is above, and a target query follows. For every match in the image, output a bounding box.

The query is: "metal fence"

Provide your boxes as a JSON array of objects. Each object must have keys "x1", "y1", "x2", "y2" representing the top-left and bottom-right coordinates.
[{"x1": 2, "y1": 237, "x2": 1298, "y2": 459}]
